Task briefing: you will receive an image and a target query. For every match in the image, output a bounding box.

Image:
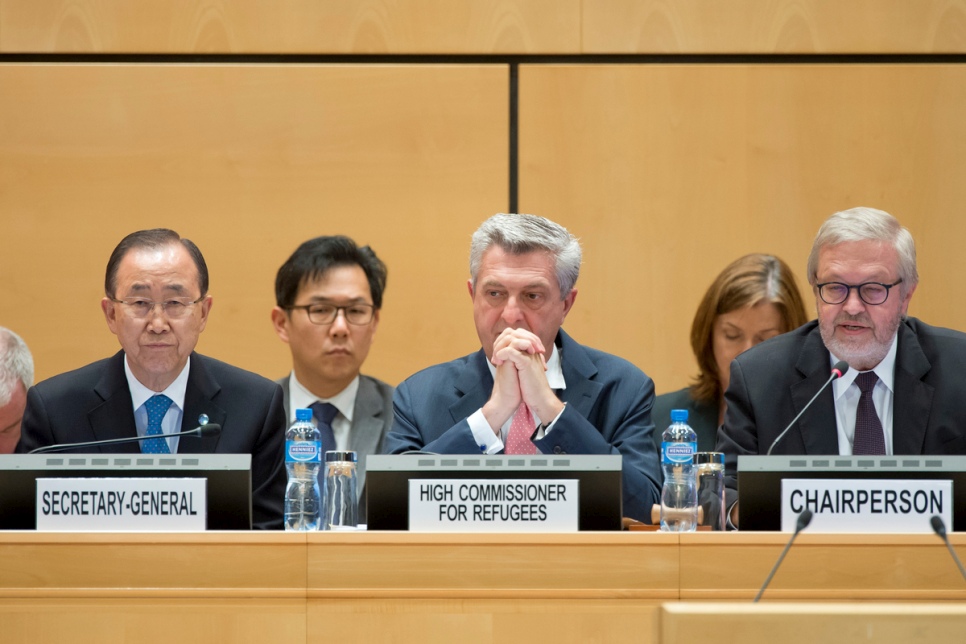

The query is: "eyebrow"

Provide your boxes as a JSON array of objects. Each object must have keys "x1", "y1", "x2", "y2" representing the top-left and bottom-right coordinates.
[
  {"x1": 305, "y1": 296, "x2": 369, "y2": 304},
  {"x1": 480, "y1": 278, "x2": 550, "y2": 291},
  {"x1": 126, "y1": 283, "x2": 190, "y2": 295}
]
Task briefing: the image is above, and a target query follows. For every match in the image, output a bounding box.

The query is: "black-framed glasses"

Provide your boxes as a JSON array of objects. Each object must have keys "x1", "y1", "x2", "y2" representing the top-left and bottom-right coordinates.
[
  {"x1": 110, "y1": 297, "x2": 205, "y2": 319},
  {"x1": 287, "y1": 303, "x2": 375, "y2": 326},
  {"x1": 815, "y1": 279, "x2": 902, "y2": 306}
]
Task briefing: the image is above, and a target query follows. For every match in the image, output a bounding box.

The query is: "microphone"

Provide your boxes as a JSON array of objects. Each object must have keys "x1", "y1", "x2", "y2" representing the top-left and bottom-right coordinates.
[
  {"x1": 767, "y1": 360, "x2": 849, "y2": 455},
  {"x1": 753, "y1": 509, "x2": 813, "y2": 602},
  {"x1": 930, "y1": 515, "x2": 966, "y2": 582},
  {"x1": 29, "y1": 420, "x2": 222, "y2": 454}
]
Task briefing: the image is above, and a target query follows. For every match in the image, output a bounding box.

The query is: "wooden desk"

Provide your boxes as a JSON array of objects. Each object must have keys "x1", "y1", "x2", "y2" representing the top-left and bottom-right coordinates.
[{"x1": 0, "y1": 531, "x2": 963, "y2": 643}]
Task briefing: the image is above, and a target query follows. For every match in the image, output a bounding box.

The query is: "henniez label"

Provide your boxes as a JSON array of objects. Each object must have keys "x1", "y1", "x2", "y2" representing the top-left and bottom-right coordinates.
[
  {"x1": 662, "y1": 441, "x2": 696, "y2": 465},
  {"x1": 286, "y1": 440, "x2": 321, "y2": 463}
]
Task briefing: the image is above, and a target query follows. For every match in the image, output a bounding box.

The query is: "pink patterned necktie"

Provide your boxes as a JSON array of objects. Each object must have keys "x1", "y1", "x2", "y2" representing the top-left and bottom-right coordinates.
[{"x1": 505, "y1": 403, "x2": 538, "y2": 455}]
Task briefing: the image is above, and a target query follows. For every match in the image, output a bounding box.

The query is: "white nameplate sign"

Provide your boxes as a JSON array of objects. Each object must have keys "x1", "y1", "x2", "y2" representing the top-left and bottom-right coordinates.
[
  {"x1": 409, "y1": 479, "x2": 579, "y2": 532},
  {"x1": 36, "y1": 478, "x2": 207, "y2": 531},
  {"x1": 780, "y1": 478, "x2": 952, "y2": 533}
]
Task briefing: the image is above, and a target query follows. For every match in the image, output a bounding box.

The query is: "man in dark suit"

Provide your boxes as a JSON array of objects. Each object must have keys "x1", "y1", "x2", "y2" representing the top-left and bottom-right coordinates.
[
  {"x1": 17, "y1": 229, "x2": 286, "y2": 529},
  {"x1": 718, "y1": 207, "x2": 966, "y2": 525},
  {"x1": 383, "y1": 214, "x2": 661, "y2": 522},
  {"x1": 271, "y1": 236, "x2": 392, "y2": 522}
]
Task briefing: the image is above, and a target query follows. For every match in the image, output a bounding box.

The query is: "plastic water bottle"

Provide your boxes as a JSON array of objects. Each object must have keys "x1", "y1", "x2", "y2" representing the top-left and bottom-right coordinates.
[
  {"x1": 284, "y1": 408, "x2": 322, "y2": 531},
  {"x1": 660, "y1": 408, "x2": 698, "y2": 531}
]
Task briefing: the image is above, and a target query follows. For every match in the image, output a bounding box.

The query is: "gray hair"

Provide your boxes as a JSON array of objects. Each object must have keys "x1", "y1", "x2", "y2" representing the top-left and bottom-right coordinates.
[
  {"x1": 469, "y1": 213, "x2": 582, "y2": 298},
  {"x1": 0, "y1": 327, "x2": 34, "y2": 406},
  {"x1": 806, "y1": 207, "x2": 918, "y2": 291}
]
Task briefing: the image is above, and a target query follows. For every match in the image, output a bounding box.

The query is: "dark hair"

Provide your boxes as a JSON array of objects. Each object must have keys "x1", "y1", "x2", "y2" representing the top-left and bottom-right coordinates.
[
  {"x1": 104, "y1": 229, "x2": 209, "y2": 298},
  {"x1": 690, "y1": 254, "x2": 809, "y2": 405},
  {"x1": 274, "y1": 236, "x2": 387, "y2": 309}
]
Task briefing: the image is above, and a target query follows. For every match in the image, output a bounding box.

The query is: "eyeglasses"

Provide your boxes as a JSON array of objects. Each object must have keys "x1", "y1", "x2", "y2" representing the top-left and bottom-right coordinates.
[
  {"x1": 287, "y1": 303, "x2": 375, "y2": 326},
  {"x1": 815, "y1": 279, "x2": 902, "y2": 306},
  {"x1": 111, "y1": 297, "x2": 205, "y2": 319}
]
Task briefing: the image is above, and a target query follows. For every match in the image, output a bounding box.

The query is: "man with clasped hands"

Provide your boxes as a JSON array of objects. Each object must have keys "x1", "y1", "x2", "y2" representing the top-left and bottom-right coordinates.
[{"x1": 383, "y1": 213, "x2": 661, "y2": 522}]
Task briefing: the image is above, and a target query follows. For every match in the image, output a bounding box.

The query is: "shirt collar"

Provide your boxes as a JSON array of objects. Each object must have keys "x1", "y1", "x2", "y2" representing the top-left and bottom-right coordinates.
[
  {"x1": 830, "y1": 331, "x2": 899, "y2": 399},
  {"x1": 484, "y1": 344, "x2": 567, "y2": 390},
  {"x1": 124, "y1": 354, "x2": 190, "y2": 411},
  {"x1": 289, "y1": 371, "x2": 359, "y2": 422}
]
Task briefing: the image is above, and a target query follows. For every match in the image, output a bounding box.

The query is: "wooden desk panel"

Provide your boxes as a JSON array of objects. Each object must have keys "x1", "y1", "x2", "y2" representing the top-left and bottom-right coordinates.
[
  {"x1": 305, "y1": 532, "x2": 680, "y2": 598},
  {"x1": 680, "y1": 532, "x2": 966, "y2": 600}
]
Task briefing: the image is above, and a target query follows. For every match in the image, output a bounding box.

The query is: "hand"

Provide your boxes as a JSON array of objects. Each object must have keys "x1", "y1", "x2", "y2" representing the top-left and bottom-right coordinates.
[
  {"x1": 491, "y1": 329, "x2": 563, "y2": 424},
  {"x1": 482, "y1": 359, "x2": 522, "y2": 435}
]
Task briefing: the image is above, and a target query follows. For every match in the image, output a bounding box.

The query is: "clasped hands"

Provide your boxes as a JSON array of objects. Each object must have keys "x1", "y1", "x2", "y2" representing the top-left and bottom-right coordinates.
[{"x1": 481, "y1": 328, "x2": 564, "y2": 436}]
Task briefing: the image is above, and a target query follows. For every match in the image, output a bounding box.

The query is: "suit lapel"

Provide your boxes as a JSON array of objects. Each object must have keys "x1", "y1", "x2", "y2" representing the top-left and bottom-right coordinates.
[
  {"x1": 88, "y1": 352, "x2": 140, "y2": 453},
  {"x1": 892, "y1": 321, "x2": 933, "y2": 455},
  {"x1": 557, "y1": 330, "x2": 602, "y2": 418},
  {"x1": 449, "y1": 351, "x2": 493, "y2": 424},
  {"x1": 791, "y1": 327, "x2": 839, "y2": 454},
  {"x1": 350, "y1": 377, "x2": 388, "y2": 492},
  {"x1": 178, "y1": 355, "x2": 226, "y2": 454}
]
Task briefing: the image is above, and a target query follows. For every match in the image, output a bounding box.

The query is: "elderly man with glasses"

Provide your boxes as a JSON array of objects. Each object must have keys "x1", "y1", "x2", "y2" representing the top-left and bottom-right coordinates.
[
  {"x1": 270, "y1": 236, "x2": 392, "y2": 523},
  {"x1": 17, "y1": 229, "x2": 287, "y2": 529},
  {"x1": 717, "y1": 207, "x2": 966, "y2": 525}
]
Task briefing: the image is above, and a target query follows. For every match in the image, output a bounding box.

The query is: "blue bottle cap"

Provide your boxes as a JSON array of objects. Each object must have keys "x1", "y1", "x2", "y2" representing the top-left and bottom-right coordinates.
[
  {"x1": 670, "y1": 409, "x2": 688, "y2": 423},
  {"x1": 295, "y1": 408, "x2": 313, "y2": 421}
]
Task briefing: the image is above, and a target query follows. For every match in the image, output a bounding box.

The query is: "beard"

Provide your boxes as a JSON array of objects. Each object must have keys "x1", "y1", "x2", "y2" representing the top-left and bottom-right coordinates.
[{"x1": 819, "y1": 310, "x2": 903, "y2": 370}]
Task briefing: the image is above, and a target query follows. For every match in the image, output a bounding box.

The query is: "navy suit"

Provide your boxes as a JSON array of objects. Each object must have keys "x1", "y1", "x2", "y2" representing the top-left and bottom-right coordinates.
[
  {"x1": 17, "y1": 351, "x2": 287, "y2": 530},
  {"x1": 718, "y1": 317, "x2": 966, "y2": 500},
  {"x1": 383, "y1": 330, "x2": 661, "y2": 522}
]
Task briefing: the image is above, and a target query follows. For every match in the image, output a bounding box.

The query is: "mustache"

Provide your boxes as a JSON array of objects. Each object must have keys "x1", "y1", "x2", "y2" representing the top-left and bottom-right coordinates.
[{"x1": 834, "y1": 313, "x2": 871, "y2": 325}]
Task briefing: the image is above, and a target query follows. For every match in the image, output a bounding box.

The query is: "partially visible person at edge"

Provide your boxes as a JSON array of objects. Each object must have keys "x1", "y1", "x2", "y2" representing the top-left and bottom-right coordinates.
[
  {"x1": 652, "y1": 254, "x2": 809, "y2": 451},
  {"x1": 383, "y1": 213, "x2": 661, "y2": 523},
  {"x1": 17, "y1": 229, "x2": 286, "y2": 529},
  {"x1": 0, "y1": 327, "x2": 34, "y2": 454}
]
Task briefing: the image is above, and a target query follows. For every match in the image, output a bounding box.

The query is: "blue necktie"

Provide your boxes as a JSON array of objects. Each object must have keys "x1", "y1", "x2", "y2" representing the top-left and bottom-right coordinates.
[
  {"x1": 309, "y1": 401, "x2": 339, "y2": 456},
  {"x1": 143, "y1": 394, "x2": 173, "y2": 454}
]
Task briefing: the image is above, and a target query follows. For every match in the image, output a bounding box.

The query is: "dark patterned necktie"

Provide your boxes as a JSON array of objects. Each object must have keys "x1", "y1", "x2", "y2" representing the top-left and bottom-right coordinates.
[
  {"x1": 853, "y1": 372, "x2": 886, "y2": 455},
  {"x1": 309, "y1": 401, "x2": 339, "y2": 455}
]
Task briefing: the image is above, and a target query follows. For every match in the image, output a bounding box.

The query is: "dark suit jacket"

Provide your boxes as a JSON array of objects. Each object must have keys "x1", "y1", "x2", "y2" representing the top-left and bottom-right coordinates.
[
  {"x1": 383, "y1": 329, "x2": 661, "y2": 522},
  {"x1": 652, "y1": 387, "x2": 720, "y2": 455},
  {"x1": 18, "y1": 351, "x2": 287, "y2": 530},
  {"x1": 277, "y1": 373, "x2": 393, "y2": 522},
  {"x1": 718, "y1": 317, "x2": 966, "y2": 500}
]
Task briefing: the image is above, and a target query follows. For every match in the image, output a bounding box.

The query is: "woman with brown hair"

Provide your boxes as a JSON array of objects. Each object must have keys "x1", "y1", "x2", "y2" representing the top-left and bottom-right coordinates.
[{"x1": 653, "y1": 254, "x2": 809, "y2": 451}]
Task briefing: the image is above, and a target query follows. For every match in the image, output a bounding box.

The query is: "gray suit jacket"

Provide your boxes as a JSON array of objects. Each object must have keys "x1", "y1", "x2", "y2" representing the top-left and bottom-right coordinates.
[{"x1": 278, "y1": 373, "x2": 394, "y2": 522}]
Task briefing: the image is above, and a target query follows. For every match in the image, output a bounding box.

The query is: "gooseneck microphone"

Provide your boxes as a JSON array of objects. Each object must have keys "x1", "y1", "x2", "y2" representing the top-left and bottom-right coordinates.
[
  {"x1": 930, "y1": 515, "x2": 966, "y2": 583},
  {"x1": 767, "y1": 360, "x2": 849, "y2": 455},
  {"x1": 753, "y1": 509, "x2": 813, "y2": 602},
  {"x1": 29, "y1": 422, "x2": 222, "y2": 454}
]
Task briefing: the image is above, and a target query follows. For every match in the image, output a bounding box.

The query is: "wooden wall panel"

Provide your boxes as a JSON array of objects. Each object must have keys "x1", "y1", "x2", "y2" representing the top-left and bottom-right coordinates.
[
  {"x1": 0, "y1": 0, "x2": 581, "y2": 53},
  {"x1": 0, "y1": 63, "x2": 509, "y2": 385},
  {"x1": 583, "y1": 0, "x2": 966, "y2": 53},
  {"x1": 518, "y1": 64, "x2": 966, "y2": 397}
]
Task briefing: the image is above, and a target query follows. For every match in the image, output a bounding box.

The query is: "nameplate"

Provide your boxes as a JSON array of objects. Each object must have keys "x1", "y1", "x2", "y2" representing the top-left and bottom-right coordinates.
[
  {"x1": 36, "y1": 478, "x2": 207, "y2": 531},
  {"x1": 409, "y1": 479, "x2": 578, "y2": 532},
  {"x1": 780, "y1": 478, "x2": 952, "y2": 533}
]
